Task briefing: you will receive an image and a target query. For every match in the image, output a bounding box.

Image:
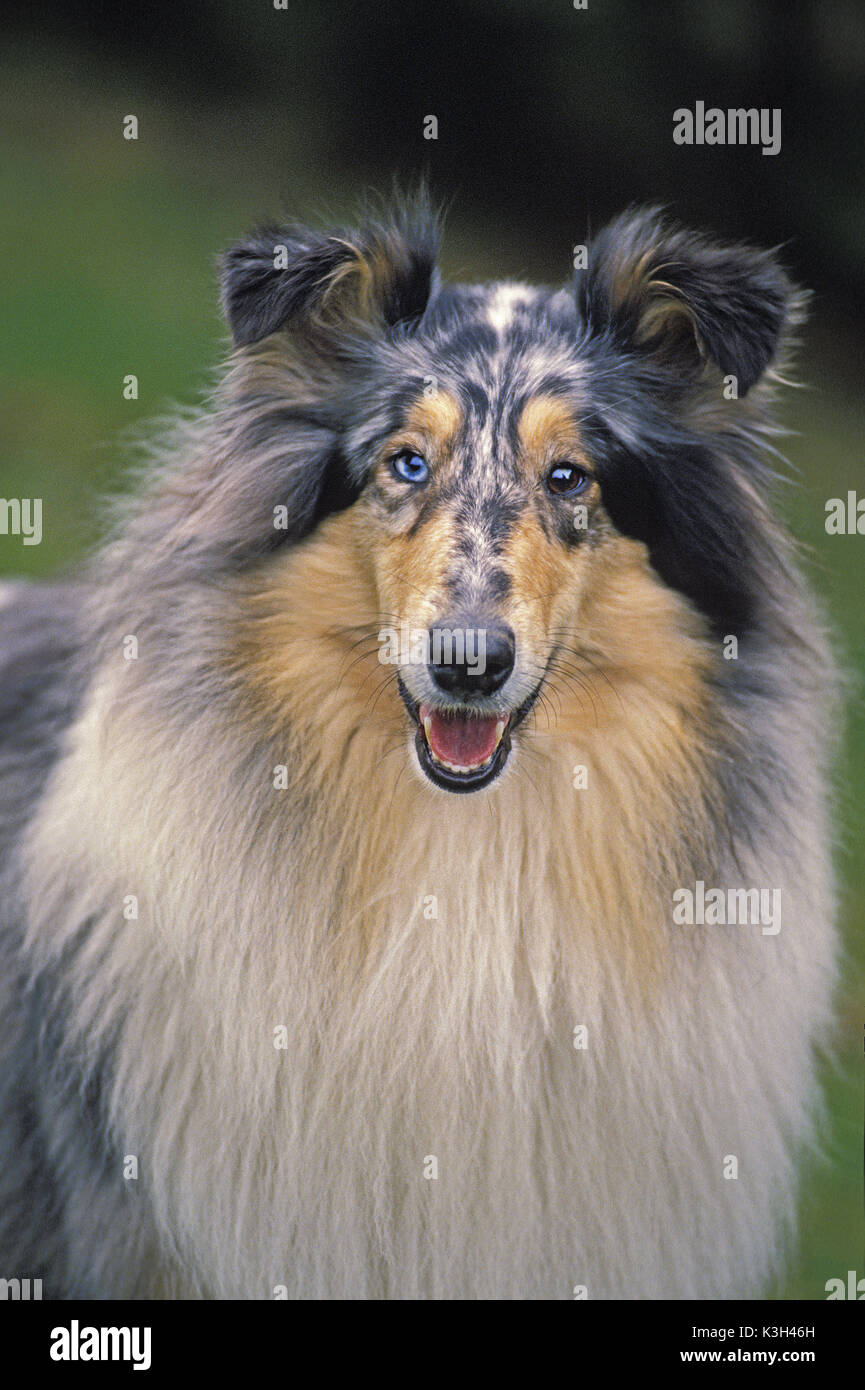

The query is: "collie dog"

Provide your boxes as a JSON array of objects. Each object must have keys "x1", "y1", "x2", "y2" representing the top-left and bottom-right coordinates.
[{"x1": 0, "y1": 197, "x2": 838, "y2": 1299}]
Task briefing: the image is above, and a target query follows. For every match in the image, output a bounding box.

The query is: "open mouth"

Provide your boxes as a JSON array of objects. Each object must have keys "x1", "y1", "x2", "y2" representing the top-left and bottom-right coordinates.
[
  {"x1": 416, "y1": 703, "x2": 512, "y2": 792},
  {"x1": 397, "y1": 676, "x2": 545, "y2": 793}
]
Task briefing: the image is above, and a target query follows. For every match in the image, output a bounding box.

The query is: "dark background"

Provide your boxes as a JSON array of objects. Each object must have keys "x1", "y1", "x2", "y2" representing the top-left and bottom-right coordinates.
[
  {"x1": 1, "y1": 0, "x2": 863, "y2": 1299},
  {"x1": 8, "y1": 0, "x2": 865, "y2": 310}
]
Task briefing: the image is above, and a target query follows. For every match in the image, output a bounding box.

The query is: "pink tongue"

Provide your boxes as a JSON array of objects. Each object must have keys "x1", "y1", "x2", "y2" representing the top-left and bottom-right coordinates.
[{"x1": 421, "y1": 704, "x2": 501, "y2": 767}]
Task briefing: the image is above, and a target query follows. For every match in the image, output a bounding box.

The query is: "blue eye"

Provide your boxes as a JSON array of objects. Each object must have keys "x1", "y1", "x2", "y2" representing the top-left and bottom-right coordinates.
[
  {"x1": 392, "y1": 451, "x2": 429, "y2": 485},
  {"x1": 547, "y1": 463, "x2": 590, "y2": 496}
]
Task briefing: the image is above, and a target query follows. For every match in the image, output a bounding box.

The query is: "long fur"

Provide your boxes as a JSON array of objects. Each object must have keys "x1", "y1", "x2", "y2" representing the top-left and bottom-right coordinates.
[{"x1": 0, "y1": 198, "x2": 838, "y2": 1299}]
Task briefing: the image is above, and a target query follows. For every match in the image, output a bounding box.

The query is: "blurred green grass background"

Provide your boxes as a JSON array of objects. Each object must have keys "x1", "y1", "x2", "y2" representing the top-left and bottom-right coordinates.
[{"x1": 0, "y1": 42, "x2": 862, "y2": 1300}]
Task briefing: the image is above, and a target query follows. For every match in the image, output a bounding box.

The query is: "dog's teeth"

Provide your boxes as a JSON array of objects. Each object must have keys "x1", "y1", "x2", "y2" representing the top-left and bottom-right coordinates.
[
  {"x1": 434, "y1": 754, "x2": 492, "y2": 773},
  {"x1": 494, "y1": 719, "x2": 505, "y2": 748},
  {"x1": 423, "y1": 715, "x2": 432, "y2": 740}
]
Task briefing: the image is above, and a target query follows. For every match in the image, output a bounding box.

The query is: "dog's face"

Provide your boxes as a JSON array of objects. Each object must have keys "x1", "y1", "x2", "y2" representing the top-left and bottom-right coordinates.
[
  {"x1": 354, "y1": 358, "x2": 607, "y2": 792},
  {"x1": 221, "y1": 199, "x2": 799, "y2": 793}
]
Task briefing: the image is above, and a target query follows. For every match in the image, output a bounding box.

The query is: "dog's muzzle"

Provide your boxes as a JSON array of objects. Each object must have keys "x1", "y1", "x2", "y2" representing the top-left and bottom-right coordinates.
[{"x1": 397, "y1": 622, "x2": 547, "y2": 793}]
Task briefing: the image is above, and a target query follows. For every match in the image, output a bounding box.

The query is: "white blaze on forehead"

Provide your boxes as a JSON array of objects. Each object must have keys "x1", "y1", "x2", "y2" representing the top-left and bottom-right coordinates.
[{"x1": 486, "y1": 283, "x2": 536, "y2": 334}]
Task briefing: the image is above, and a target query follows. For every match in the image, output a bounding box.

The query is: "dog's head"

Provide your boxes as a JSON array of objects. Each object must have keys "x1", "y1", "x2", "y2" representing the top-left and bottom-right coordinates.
[{"x1": 219, "y1": 197, "x2": 802, "y2": 793}]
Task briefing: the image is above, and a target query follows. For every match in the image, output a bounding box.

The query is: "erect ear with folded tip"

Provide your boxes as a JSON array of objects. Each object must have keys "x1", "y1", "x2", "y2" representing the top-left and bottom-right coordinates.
[
  {"x1": 220, "y1": 199, "x2": 441, "y2": 348},
  {"x1": 577, "y1": 207, "x2": 803, "y2": 395}
]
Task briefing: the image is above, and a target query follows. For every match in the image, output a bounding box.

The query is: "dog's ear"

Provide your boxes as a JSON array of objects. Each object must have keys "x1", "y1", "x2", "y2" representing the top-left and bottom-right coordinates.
[
  {"x1": 577, "y1": 207, "x2": 801, "y2": 394},
  {"x1": 221, "y1": 197, "x2": 440, "y2": 347}
]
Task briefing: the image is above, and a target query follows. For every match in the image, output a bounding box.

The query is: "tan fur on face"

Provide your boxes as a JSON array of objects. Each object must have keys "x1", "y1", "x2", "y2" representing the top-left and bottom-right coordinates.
[
  {"x1": 364, "y1": 388, "x2": 465, "y2": 637},
  {"x1": 497, "y1": 508, "x2": 584, "y2": 677},
  {"x1": 403, "y1": 389, "x2": 462, "y2": 451},
  {"x1": 517, "y1": 395, "x2": 592, "y2": 473},
  {"x1": 371, "y1": 390, "x2": 463, "y2": 499},
  {"x1": 372, "y1": 506, "x2": 456, "y2": 634},
  {"x1": 230, "y1": 485, "x2": 715, "y2": 815},
  {"x1": 231, "y1": 387, "x2": 712, "y2": 778},
  {"x1": 229, "y1": 511, "x2": 402, "y2": 755}
]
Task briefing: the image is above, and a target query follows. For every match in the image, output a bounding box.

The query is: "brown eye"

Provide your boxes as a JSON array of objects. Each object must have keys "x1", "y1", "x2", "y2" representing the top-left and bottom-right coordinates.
[{"x1": 546, "y1": 463, "x2": 590, "y2": 496}]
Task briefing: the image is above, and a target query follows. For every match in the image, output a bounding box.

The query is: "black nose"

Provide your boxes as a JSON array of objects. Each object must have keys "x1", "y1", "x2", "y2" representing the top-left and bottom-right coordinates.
[{"x1": 428, "y1": 621, "x2": 515, "y2": 698}]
